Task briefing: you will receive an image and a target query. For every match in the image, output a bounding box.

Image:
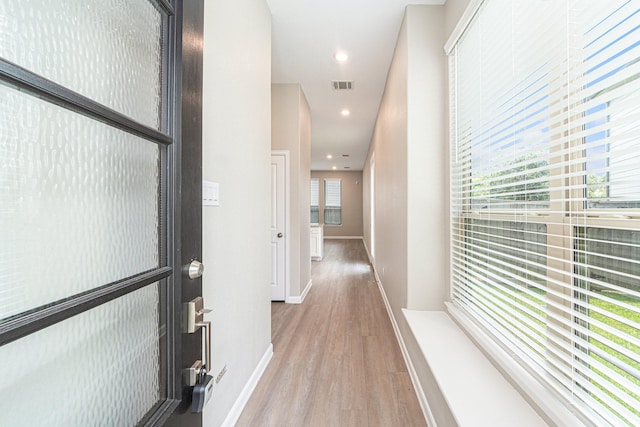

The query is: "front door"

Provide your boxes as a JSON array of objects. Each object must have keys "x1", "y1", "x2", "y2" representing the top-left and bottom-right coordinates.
[{"x1": 0, "y1": 1, "x2": 203, "y2": 425}]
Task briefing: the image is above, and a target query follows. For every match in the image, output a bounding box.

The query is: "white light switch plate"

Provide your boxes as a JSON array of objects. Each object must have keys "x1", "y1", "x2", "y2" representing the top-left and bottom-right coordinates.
[{"x1": 203, "y1": 181, "x2": 219, "y2": 206}]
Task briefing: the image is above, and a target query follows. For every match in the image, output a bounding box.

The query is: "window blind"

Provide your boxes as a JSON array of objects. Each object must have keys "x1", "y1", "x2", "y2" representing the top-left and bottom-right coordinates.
[
  {"x1": 310, "y1": 179, "x2": 319, "y2": 223},
  {"x1": 450, "y1": 1, "x2": 640, "y2": 425},
  {"x1": 324, "y1": 179, "x2": 342, "y2": 225},
  {"x1": 310, "y1": 179, "x2": 319, "y2": 207}
]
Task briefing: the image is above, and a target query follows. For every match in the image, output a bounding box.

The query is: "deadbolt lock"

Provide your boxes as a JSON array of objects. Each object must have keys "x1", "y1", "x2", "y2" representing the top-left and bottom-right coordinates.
[{"x1": 188, "y1": 259, "x2": 205, "y2": 280}]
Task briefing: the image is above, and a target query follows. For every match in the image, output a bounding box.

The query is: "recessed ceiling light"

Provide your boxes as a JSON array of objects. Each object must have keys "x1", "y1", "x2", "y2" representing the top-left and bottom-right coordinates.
[
  {"x1": 341, "y1": 109, "x2": 350, "y2": 116},
  {"x1": 332, "y1": 166, "x2": 337, "y2": 170},
  {"x1": 326, "y1": 154, "x2": 333, "y2": 159},
  {"x1": 334, "y1": 52, "x2": 349, "y2": 62}
]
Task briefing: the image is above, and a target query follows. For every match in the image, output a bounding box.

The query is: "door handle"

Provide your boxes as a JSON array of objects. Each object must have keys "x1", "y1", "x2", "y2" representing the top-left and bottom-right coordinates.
[
  {"x1": 195, "y1": 320, "x2": 212, "y2": 376},
  {"x1": 277, "y1": 232, "x2": 283, "y2": 238}
]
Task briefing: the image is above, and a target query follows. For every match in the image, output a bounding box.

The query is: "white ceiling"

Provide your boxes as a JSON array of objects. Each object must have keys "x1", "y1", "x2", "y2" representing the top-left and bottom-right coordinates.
[{"x1": 267, "y1": 0, "x2": 447, "y2": 171}]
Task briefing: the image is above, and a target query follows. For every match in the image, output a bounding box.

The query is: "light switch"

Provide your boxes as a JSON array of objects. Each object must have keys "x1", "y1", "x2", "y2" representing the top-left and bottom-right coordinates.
[{"x1": 203, "y1": 181, "x2": 219, "y2": 206}]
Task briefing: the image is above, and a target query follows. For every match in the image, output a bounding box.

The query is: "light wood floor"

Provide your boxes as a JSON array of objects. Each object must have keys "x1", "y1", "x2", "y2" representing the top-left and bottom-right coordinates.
[{"x1": 236, "y1": 239, "x2": 427, "y2": 427}]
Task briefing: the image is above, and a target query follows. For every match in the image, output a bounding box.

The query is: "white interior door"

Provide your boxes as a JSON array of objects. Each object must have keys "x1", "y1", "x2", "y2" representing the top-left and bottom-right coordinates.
[{"x1": 271, "y1": 153, "x2": 287, "y2": 301}]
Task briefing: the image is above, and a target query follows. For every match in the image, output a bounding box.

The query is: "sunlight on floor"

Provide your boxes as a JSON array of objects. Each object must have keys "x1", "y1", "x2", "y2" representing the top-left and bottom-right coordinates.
[{"x1": 345, "y1": 262, "x2": 372, "y2": 275}]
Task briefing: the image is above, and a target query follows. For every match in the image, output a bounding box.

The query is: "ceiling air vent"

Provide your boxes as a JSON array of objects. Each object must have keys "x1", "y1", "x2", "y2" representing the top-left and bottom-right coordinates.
[{"x1": 331, "y1": 80, "x2": 353, "y2": 90}]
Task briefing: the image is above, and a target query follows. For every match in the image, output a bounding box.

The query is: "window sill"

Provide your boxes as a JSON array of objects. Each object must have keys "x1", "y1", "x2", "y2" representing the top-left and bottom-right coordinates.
[{"x1": 403, "y1": 307, "x2": 587, "y2": 427}]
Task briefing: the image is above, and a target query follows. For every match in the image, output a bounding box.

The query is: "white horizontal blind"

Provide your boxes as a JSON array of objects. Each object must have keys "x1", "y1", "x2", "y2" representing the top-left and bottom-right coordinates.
[
  {"x1": 324, "y1": 178, "x2": 341, "y2": 225},
  {"x1": 325, "y1": 179, "x2": 341, "y2": 207},
  {"x1": 450, "y1": 1, "x2": 640, "y2": 426},
  {"x1": 310, "y1": 179, "x2": 319, "y2": 207},
  {"x1": 310, "y1": 179, "x2": 319, "y2": 223}
]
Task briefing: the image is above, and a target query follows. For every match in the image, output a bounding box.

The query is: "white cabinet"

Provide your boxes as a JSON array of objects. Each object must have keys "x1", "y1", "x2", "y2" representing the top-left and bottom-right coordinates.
[{"x1": 310, "y1": 224, "x2": 324, "y2": 261}]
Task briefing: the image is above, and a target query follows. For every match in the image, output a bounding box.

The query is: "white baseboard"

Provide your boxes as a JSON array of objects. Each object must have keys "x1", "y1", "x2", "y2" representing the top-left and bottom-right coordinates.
[
  {"x1": 323, "y1": 235, "x2": 363, "y2": 240},
  {"x1": 221, "y1": 343, "x2": 273, "y2": 427},
  {"x1": 286, "y1": 279, "x2": 312, "y2": 304},
  {"x1": 372, "y1": 270, "x2": 436, "y2": 427}
]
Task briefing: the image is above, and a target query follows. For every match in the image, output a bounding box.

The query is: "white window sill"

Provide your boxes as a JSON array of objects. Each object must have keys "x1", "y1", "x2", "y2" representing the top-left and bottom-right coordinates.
[{"x1": 403, "y1": 306, "x2": 586, "y2": 427}]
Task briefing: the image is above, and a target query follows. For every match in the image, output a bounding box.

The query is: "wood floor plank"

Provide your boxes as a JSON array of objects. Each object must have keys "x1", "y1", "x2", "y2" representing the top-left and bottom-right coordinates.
[{"x1": 235, "y1": 239, "x2": 426, "y2": 427}]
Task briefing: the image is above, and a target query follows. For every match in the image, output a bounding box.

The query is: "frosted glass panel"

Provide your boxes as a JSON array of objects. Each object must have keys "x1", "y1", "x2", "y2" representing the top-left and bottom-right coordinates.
[
  {"x1": 0, "y1": 285, "x2": 162, "y2": 426},
  {"x1": 0, "y1": 0, "x2": 164, "y2": 129},
  {"x1": 0, "y1": 83, "x2": 159, "y2": 320}
]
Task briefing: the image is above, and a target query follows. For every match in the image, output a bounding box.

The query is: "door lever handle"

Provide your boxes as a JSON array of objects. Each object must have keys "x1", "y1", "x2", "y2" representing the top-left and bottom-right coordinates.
[
  {"x1": 277, "y1": 232, "x2": 283, "y2": 238},
  {"x1": 195, "y1": 321, "x2": 212, "y2": 374},
  {"x1": 183, "y1": 297, "x2": 211, "y2": 334}
]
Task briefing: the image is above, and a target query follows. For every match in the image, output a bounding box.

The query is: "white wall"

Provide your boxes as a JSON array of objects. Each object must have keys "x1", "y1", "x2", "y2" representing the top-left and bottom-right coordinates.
[
  {"x1": 363, "y1": 4, "x2": 447, "y2": 319},
  {"x1": 201, "y1": 0, "x2": 273, "y2": 425},
  {"x1": 406, "y1": 6, "x2": 447, "y2": 310},
  {"x1": 366, "y1": 12, "x2": 409, "y2": 315},
  {"x1": 272, "y1": 84, "x2": 312, "y2": 299},
  {"x1": 298, "y1": 90, "x2": 312, "y2": 296},
  {"x1": 362, "y1": 4, "x2": 460, "y2": 426}
]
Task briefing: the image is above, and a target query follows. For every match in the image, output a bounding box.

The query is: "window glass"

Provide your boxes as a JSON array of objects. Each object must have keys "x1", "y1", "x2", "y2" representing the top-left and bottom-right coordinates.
[
  {"x1": 310, "y1": 179, "x2": 319, "y2": 224},
  {"x1": 450, "y1": 1, "x2": 640, "y2": 425},
  {"x1": 324, "y1": 179, "x2": 341, "y2": 226}
]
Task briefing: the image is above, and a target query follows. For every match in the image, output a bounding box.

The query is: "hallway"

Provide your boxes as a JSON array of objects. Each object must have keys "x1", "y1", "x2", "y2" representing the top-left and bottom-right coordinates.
[{"x1": 236, "y1": 240, "x2": 426, "y2": 426}]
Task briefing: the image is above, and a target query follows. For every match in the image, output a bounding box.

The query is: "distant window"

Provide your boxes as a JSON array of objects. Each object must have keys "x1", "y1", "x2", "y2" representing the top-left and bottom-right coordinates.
[
  {"x1": 324, "y1": 179, "x2": 341, "y2": 225},
  {"x1": 310, "y1": 179, "x2": 319, "y2": 223}
]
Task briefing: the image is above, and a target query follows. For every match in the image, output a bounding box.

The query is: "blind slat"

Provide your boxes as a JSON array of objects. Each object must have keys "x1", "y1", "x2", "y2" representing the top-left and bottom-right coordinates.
[
  {"x1": 310, "y1": 179, "x2": 319, "y2": 206},
  {"x1": 324, "y1": 179, "x2": 341, "y2": 207}
]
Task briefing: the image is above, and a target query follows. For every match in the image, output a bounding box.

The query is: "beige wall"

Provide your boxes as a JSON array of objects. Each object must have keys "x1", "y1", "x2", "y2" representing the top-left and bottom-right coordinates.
[
  {"x1": 445, "y1": 0, "x2": 473, "y2": 38},
  {"x1": 363, "y1": 4, "x2": 447, "y2": 314},
  {"x1": 201, "y1": 0, "x2": 273, "y2": 425},
  {"x1": 365, "y1": 8, "x2": 409, "y2": 315},
  {"x1": 272, "y1": 84, "x2": 312, "y2": 298},
  {"x1": 406, "y1": 6, "x2": 448, "y2": 310},
  {"x1": 311, "y1": 171, "x2": 363, "y2": 238},
  {"x1": 362, "y1": 4, "x2": 463, "y2": 425}
]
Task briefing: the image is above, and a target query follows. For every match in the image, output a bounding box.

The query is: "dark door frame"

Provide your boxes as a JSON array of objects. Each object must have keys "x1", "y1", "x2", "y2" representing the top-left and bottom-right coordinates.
[{"x1": 164, "y1": 0, "x2": 204, "y2": 424}]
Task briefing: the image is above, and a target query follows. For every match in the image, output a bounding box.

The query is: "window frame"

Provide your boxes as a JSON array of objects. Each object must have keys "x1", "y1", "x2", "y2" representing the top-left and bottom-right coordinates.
[{"x1": 323, "y1": 178, "x2": 342, "y2": 226}]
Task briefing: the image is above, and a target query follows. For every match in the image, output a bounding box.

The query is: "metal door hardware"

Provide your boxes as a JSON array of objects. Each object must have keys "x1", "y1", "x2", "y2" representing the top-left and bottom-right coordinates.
[
  {"x1": 183, "y1": 297, "x2": 211, "y2": 334},
  {"x1": 196, "y1": 320, "x2": 212, "y2": 376},
  {"x1": 187, "y1": 259, "x2": 205, "y2": 279},
  {"x1": 277, "y1": 232, "x2": 283, "y2": 238},
  {"x1": 183, "y1": 296, "x2": 214, "y2": 412},
  {"x1": 183, "y1": 360, "x2": 202, "y2": 387}
]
